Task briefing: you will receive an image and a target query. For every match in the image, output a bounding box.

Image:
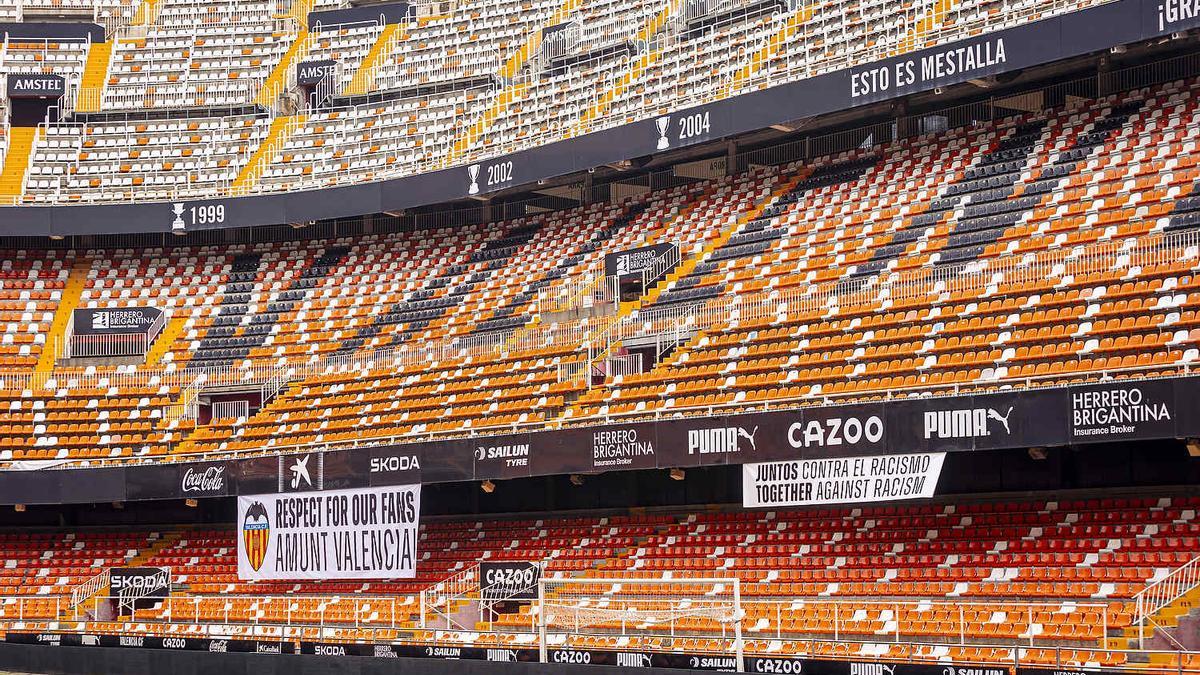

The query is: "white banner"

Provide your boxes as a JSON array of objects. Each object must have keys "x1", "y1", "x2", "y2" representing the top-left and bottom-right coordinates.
[
  {"x1": 237, "y1": 484, "x2": 420, "y2": 580},
  {"x1": 743, "y1": 453, "x2": 945, "y2": 508}
]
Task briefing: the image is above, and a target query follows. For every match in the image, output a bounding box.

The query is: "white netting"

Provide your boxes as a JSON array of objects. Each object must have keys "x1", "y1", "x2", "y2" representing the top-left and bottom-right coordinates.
[{"x1": 540, "y1": 577, "x2": 741, "y2": 633}]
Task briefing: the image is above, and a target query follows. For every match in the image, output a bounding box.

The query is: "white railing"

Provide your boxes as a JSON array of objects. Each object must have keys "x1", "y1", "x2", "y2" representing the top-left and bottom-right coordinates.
[
  {"x1": 556, "y1": 359, "x2": 589, "y2": 383},
  {"x1": 116, "y1": 566, "x2": 172, "y2": 614},
  {"x1": 66, "y1": 311, "x2": 165, "y2": 359},
  {"x1": 1134, "y1": 554, "x2": 1200, "y2": 648},
  {"x1": 603, "y1": 352, "x2": 643, "y2": 377},
  {"x1": 419, "y1": 564, "x2": 480, "y2": 629},
  {"x1": 541, "y1": 22, "x2": 581, "y2": 62},
  {"x1": 616, "y1": 227, "x2": 1200, "y2": 346},
  {"x1": 72, "y1": 593, "x2": 418, "y2": 628},
  {"x1": 211, "y1": 400, "x2": 250, "y2": 421},
  {"x1": 164, "y1": 381, "x2": 201, "y2": 422},
  {"x1": 7, "y1": 591, "x2": 1114, "y2": 654},
  {"x1": 377, "y1": 47, "x2": 502, "y2": 92},
  {"x1": 70, "y1": 568, "x2": 111, "y2": 608},
  {"x1": 638, "y1": 242, "x2": 681, "y2": 293},
  {"x1": 536, "y1": 271, "x2": 619, "y2": 315}
]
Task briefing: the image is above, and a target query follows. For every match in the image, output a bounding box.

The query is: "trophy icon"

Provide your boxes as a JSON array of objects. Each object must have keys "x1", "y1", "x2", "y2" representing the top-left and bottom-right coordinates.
[
  {"x1": 172, "y1": 203, "x2": 186, "y2": 230},
  {"x1": 656, "y1": 116, "x2": 670, "y2": 150},
  {"x1": 467, "y1": 164, "x2": 481, "y2": 195}
]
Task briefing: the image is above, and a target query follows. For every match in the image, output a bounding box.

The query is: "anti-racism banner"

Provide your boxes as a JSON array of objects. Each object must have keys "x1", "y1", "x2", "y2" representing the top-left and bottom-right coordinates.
[
  {"x1": 480, "y1": 561, "x2": 540, "y2": 601},
  {"x1": 237, "y1": 483, "x2": 420, "y2": 580},
  {"x1": 743, "y1": 452, "x2": 945, "y2": 508}
]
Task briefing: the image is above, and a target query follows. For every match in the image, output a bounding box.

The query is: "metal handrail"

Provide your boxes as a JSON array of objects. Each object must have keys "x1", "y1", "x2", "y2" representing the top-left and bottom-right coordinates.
[
  {"x1": 0, "y1": 592, "x2": 1116, "y2": 648},
  {"x1": 1134, "y1": 554, "x2": 1200, "y2": 649},
  {"x1": 69, "y1": 568, "x2": 111, "y2": 608}
]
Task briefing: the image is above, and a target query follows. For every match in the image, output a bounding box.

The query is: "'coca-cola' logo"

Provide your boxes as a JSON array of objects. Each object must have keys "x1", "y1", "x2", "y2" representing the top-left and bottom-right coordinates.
[{"x1": 181, "y1": 466, "x2": 225, "y2": 493}]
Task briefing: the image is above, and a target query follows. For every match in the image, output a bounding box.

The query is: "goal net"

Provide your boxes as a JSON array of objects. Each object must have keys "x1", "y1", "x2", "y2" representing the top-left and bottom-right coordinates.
[{"x1": 538, "y1": 575, "x2": 742, "y2": 636}]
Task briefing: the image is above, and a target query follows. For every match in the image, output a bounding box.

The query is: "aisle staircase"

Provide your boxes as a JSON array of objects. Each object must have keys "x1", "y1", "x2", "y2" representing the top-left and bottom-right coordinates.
[
  {"x1": 725, "y1": 4, "x2": 814, "y2": 95},
  {"x1": 74, "y1": 41, "x2": 114, "y2": 113},
  {"x1": 144, "y1": 314, "x2": 188, "y2": 366},
  {"x1": 639, "y1": 173, "x2": 804, "y2": 307},
  {"x1": 256, "y1": 29, "x2": 313, "y2": 108},
  {"x1": 36, "y1": 260, "x2": 92, "y2": 372},
  {"x1": 443, "y1": 82, "x2": 530, "y2": 167},
  {"x1": 131, "y1": 0, "x2": 163, "y2": 26},
  {"x1": 343, "y1": 23, "x2": 405, "y2": 96},
  {"x1": 231, "y1": 115, "x2": 304, "y2": 193},
  {"x1": 0, "y1": 127, "x2": 37, "y2": 202},
  {"x1": 1122, "y1": 555, "x2": 1200, "y2": 651},
  {"x1": 559, "y1": 174, "x2": 804, "y2": 393}
]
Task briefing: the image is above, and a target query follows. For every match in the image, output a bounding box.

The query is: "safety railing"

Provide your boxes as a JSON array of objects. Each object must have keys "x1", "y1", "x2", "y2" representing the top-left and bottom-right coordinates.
[
  {"x1": 70, "y1": 568, "x2": 111, "y2": 608},
  {"x1": 638, "y1": 242, "x2": 681, "y2": 294},
  {"x1": 7, "y1": 592, "x2": 1113, "y2": 651},
  {"x1": 115, "y1": 566, "x2": 172, "y2": 614},
  {"x1": 2, "y1": 614, "x2": 1197, "y2": 675},
  {"x1": 64, "y1": 310, "x2": 165, "y2": 359},
  {"x1": 613, "y1": 226, "x2": 1200, "y2": 347},
  {"x1": 1134, "y1": 554, "x2": 1200, "y2": 648},
  {"x1": 536, "y1": 271, "x2": 620, "y2": 316},
  {"x1": 211, "y1": 400, "x2": 250, "y2": 421},
  {"x1": 70, "y1": 593, "x2": 420, "y2": 628}
]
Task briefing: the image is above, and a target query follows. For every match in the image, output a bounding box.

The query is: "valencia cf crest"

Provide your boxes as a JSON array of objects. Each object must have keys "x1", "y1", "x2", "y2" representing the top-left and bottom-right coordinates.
[{"x1": 242, "y1": 501, "x2": 270, "y2": 572}]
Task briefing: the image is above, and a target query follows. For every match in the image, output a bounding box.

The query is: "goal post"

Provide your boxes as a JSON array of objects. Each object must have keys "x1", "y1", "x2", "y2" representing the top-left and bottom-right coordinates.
[{"x1": 536, "y1": 576, "x2": 743, "y2": 670}]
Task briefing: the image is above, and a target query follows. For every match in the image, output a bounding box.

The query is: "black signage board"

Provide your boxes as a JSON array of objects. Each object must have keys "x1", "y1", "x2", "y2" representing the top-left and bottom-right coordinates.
[
  {"x1": 4, "y1": 632, "x2": 294, "y2": 653},
  {"x1": 300, "y1": 641, "x2": 538, "y2": 661},
  {"x1": 109, "y1": 567, "x2": 171, "y2": 613},
  {"x1": 279, "y1": 451, "x2": 324, "y2": 492},
  {"x1": 548, "y1": 650, "x2": 740, "y2": 670},
  {"x1": 568, "y1": 420, "x2": 661, "y2": 474},
  {"x1": 177, "y1": 461, "x2": 232, "y2": 497},
  {"x1": 604, "y1": 243, "x2": 678, "y2": 281},
  {"x1": 368, "y1": 444, "x2": 424, "y2": 486},
  {"x1": 801, "y1": 661, "x2": 1007, "y2": 675},
  {"x1": 6, "y1": 73, "x2": 64, "y2": 98},
  {"x1": 414, "y1": 437, "x2": 473, "y2": 483},
  {"x1": 467, "y1": 431, "x2": 535, "y2": 480},
  {"x1": 71, "y1": 307, "x2": 162, "y2": 335},
  {"x1": 1068, "y1": 378, "x2": 1178, "y2": 443},
  {"x1": 479, "y1": 561, "x2": 539, "y2": 601},
  {"x1": 320, "y1": 449, "x2": 368, "y2": 491},
  {"x1": 308, "y1": 1, "x2": 411, "y2": 29},
  {"x1": 296, "y1": 59, "x2": 337, "y2": 86},
  {"x1": 886, "y1": 388, "x2": 1065, "y2": 453},
  {"x1": 1017, "y1": 668, "x2": 1127, "y2": 675},
  {"x1": 235, "y1": 455, "x2": 280, "y2": 495},
  {"x1": 0, "y1": 634, "x2": 1163, "y2": 675}
]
